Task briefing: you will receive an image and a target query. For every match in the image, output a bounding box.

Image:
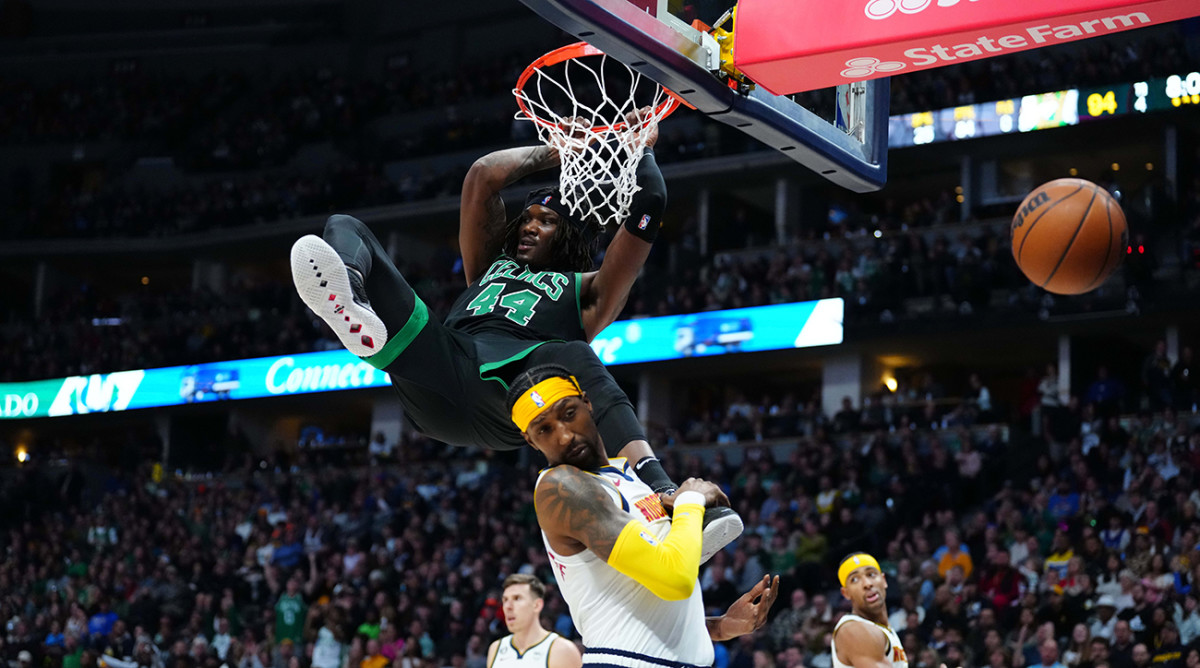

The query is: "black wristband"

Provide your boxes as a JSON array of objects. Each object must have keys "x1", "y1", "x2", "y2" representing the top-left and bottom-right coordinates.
[{"x1": 634, "y1": 456, "x2": 677, "y2": 495}]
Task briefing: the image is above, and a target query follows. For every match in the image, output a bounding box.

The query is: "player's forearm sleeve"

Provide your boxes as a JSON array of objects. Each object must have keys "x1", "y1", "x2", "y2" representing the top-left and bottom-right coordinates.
[
  {"x1": 606, "y1": 491, "x2": 703, "y2": 600},
  {"x1": 622, "y1": 148, "x2": 666, "y2": 242}
]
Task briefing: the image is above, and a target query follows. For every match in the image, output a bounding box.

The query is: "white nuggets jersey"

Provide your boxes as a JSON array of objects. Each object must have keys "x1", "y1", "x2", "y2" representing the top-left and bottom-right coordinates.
[
  {"x1": 491, "y1": 632, "x2": 561, "y2": 668},
  {"x1": 831, "y1": 614, "x2": 909, "y2": 668},
  {"x1": 539, "y1": 458, "x2": 713, "y2": 668}
]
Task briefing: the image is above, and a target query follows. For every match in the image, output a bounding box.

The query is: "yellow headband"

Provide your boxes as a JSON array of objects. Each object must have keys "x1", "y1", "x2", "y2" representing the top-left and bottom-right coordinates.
[
  {"x1": 511, "y1": 376, "x2": 583, "y2": 432},
  {"x1": 838, "y1": 553, "x2": 881, "y2": 586}
]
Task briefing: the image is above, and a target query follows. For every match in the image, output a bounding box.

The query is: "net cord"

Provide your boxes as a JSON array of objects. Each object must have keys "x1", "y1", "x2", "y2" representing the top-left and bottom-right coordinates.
[{"x1": 514, "y1": 53, "x2": 675, "y2": 228}]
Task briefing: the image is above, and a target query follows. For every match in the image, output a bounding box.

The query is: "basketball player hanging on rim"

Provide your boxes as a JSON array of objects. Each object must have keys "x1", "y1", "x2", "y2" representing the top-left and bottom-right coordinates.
[
  {"x1": 290, "y1": 108, "x2": 741, "y2": 560},
  {"x1": 507, "y1": 363, "x2": 780, "y2": 668},
  {"x1": 487, "y1": 574, "x2": 581, "y2": 668},
  {"x1": 834, "y1": 553, "x2": 956, "y2": 668}
]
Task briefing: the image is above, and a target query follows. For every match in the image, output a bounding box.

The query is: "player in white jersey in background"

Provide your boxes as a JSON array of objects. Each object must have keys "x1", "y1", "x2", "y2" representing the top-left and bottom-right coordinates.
[
  {"x1": 833, "y1": 552, "x2": 924, "y2": 668},
  {"x1": 487, "y1": 573, "x2": 581, "y2": 668},
  {"x1": 506, "y1": 363, "x2": 780, "y2": 668}
]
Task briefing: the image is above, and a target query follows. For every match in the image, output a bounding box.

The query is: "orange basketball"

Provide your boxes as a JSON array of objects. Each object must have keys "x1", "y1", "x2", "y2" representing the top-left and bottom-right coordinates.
[{"x1": 1010, "y1": 178, "x2": 1128, "y2": 295}]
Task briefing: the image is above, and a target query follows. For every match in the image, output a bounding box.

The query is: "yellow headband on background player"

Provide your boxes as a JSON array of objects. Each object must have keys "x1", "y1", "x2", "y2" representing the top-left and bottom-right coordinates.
[
  {"x1": 511, "y1": 375, "x2": 583, "y2": 432},
  {"x1": 838, "y1": 553, "x2": 881, "y2": 586}
]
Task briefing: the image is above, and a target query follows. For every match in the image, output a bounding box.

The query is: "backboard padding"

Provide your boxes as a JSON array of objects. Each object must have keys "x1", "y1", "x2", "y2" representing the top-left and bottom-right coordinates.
[{"x1": 518, "y1": 0, "x2": 891, "y2": 192}]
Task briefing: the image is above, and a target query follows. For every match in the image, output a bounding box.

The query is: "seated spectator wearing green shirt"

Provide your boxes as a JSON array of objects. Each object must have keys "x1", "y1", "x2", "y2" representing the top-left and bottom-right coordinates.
[
  {"x1": 795, "y1": 518, "x2": 828, "y2": 564},
  {"x1": 356, "y1": 609, "x2": 381, "y2": 640},
  {"x1": 768, "y1": 534, "x2": 797, "y2": 575}
]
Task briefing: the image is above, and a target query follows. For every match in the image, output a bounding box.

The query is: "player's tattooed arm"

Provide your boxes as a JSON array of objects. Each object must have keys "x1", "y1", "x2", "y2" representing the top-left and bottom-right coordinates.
[
  {"x1": 534, "y1": 465, "x2": 628, "y2": 559},
  {"x1": 482, "y1": 144, "x2": 561, "y2": 187},
  {"x1": 460, "y1": 145, "x2": 560, "y2": 284}
]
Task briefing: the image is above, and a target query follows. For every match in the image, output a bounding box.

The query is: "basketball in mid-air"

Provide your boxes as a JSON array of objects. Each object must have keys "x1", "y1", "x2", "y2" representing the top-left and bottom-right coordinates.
[{"x1": 1010, "y1": 178, "x2": 1128, "y2": 295}]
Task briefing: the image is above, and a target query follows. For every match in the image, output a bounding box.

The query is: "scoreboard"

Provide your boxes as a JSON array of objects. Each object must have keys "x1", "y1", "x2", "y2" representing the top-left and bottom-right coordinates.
[
  {"x1": 1078, "y1": 70, "x2": 1200, "y2": 118},
  {"x1": 888, "y1": 70, "x2": 1199, "y2": 148}
]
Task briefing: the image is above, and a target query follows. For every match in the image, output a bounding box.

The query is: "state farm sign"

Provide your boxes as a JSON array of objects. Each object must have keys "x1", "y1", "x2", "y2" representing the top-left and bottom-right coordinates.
[{"x1": 733, "y1": 0, "x2": 1200, "y2": 94}]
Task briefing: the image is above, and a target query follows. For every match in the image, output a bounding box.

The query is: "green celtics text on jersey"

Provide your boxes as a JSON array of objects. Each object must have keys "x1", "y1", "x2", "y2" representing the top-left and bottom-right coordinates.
[{"x1": 445, "y1": 256, "x2": 585, "y2": 342}]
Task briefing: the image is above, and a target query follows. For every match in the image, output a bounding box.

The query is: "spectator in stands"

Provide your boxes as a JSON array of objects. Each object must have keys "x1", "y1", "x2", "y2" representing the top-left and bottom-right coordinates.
[
  {"x1": 766, "y1": 534, "x2": 797, "y2": 577},
  {"x1": 1143, "y1": 340, "x2": 1174, "y2": 411},
  {"x1": 273, "y1": 578, "x2": 305, "y2": 645},
  {"x1": 367, "y1": 433, "x2": 395, "y2": 465},
  {"x1": 1038, "y1": 363, "x2": 1064, "y2": 438},
  {"x1": 1091, "y1": 638, "x2": 1112, "y2": 668},
  {"x1": 794, "y1": 518, "x2": 828, "y2": 568},
  {"x1": 1150, "y1": 622, "x2": 1184, "y2": 668},
  {"x1": 1139, "y1": 501, "x2": 1172, "y2": 544},
  {"x1": 934, "y1": 529, "x2": 974, "y2": 580},
  {"x1": 1111, "y1": 620, "x2": 1137, "y2": 668},
  {"x1": 1130, "y1": 643, "x2": 1153, "y2": 668},
  {"x1": 833, "y1": 397, "x2": 862, "y2": 433},
  {"x1": 271, "y1": 527, "x2": 303, "y2": 570},
  {"x1": 1048, "y1": 480, "x2": 1082, "y2": 521},
  {"x1": 1062, "y1": 625, "x2": 1092, "y2": 668},
  {"x1": 979, "y1": 550, "x2": 1022, "y2": 620},
  {"x1": 1177, "y1": 596, "x2": 1200, "y2": 646},
  {"x1": 815, "y1": 476, "x2": 839, "y2": 516},
  {"x1": 964, "y1": 373, "x2": 994, "y2": 424},
  {"x1": 768, "y1": 589, "x2": 810, "y2": 653},
  {"x1": 1086, "y1": 366, "x2": 1128, "y2": 419},
  {"x1": 87, "y1": 602, "x2": 119, "y2": 643},
  {"x1": 361, "y1": 639, "x2": 386, "y2": 668},
  {"x1": 1091, "y1": 595, "x2": 1119, "y2": 641},
  {"x1": 1045, "y1": 530, "x2": 1076, "y2": 578}
]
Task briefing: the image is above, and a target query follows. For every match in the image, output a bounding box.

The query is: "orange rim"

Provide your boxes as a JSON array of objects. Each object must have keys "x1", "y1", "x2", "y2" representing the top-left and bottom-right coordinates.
[{"x1": 514, "y1": 41, "x2": 683, "y2": 132}]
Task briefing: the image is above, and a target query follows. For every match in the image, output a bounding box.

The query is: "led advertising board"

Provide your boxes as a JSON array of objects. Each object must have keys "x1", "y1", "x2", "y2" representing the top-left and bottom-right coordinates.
[{"x1": 1, "y1": 298, "x2": 844, "y2": 420}]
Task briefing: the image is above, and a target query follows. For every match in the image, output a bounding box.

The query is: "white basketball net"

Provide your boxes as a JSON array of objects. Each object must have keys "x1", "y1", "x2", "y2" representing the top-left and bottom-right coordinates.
[{"x1": 514, "y1": 51, "x2": 677, "y2": 229}]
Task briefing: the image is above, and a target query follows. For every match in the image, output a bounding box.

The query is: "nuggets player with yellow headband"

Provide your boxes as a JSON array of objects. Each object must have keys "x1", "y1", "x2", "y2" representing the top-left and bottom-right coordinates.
[
  {"x1": 507, "y1": 363, "x2": 780, "y2": 668},
  {"x1": 832, "y1": 553, "x2": 910, "y2": 668}
]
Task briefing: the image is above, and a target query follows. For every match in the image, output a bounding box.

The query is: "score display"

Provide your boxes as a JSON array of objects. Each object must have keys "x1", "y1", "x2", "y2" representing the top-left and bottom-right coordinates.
[
  {"x1": 888, "y1": 71, "x2": 1198, "y2": 148},
  {"x1": 890, "y1": 101, "x2": 1002, "y2": 147},
  {"x1": 1078, "y1": 70, "x2": 1199, "y2": 118},
  {"x1": 888, "y1": 93, "x2": 1073, "y2": 147},
  {"x1": 1164, "y1": 71, "x2": 1200, "y2": 107}
]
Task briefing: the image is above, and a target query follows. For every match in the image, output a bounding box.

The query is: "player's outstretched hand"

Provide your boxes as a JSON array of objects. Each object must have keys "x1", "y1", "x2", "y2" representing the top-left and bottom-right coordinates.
[
  {"x1": 623, "y1": 105, "x2": 659, "y2": 149},
  {"x1": 669, "y1": 477, "x2": 730, "y2": 509},
  {"x1": 709, "y1": 575, "x2": 780, "y2": 641},
  {"x1": 551, "y1": 116, "x2": 593, "y2": 155}
]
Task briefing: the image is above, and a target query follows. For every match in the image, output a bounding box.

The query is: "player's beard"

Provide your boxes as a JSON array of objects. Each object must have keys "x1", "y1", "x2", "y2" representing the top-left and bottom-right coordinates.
[{"x1": 562, "y1": 434, "x2": 606, "y2": 470}]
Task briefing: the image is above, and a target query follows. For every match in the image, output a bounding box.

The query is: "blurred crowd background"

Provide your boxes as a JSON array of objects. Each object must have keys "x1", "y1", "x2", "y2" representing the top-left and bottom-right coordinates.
[{"x1": 6, "y1": 379, "x2": 1200, "y2": 668}]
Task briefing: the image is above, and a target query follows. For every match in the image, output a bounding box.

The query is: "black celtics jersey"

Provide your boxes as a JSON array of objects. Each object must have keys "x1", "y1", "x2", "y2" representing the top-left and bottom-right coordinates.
[{"x1": 445, "y1": 256, "x2": 586, "y2": 343}]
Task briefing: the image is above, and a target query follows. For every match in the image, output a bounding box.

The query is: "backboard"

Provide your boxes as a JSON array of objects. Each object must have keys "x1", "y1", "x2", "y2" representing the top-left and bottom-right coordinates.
[{"x1": 517, "y1": 0, "x2": 892, "y2": 193}]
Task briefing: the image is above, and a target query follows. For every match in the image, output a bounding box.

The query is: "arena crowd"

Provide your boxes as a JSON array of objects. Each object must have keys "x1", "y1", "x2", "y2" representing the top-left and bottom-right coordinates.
[{"x1": 4, "y1": 370, "x2": 1200, "y2": 668}]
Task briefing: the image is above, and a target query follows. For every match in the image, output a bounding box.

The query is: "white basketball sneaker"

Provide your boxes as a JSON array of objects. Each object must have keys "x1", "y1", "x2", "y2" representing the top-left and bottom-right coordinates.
[
  {"x1": 291, "y1": 235, "x2": 388, "y2": 358},
  {"x1": 701, "y1": 506, "x2": 745, "y2": 564}
]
